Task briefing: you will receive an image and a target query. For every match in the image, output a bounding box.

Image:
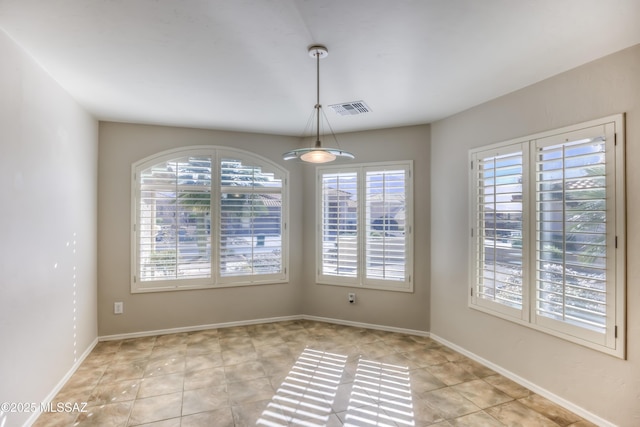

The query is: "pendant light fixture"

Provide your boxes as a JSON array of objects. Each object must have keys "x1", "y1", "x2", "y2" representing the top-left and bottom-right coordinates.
[{"x1": 283, "y1": 45, "x2": 354, "y2": 164}]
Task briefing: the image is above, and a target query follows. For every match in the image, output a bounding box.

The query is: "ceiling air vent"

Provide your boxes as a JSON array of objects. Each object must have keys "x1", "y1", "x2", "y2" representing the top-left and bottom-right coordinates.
[{"x1": 328, "y1": 101, "x2": 372, "y2": 116}]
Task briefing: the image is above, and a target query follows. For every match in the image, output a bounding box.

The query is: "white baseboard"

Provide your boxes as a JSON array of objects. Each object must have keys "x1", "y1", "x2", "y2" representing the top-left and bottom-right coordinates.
[
  {"x1": 301, "y1": 314, "x2": 430, "y2": 337},
  {"x1": 429, "y1": 333, "x2": 614, "y2": 427},
  {"x1": 98, "y1": 315, "x2": 429, "y2": 342},
  {"x1": 24, "y1": 337, "x2": 99, "y2": 427},
  {"x1": 98, "y1": 315, "x2": 302, "y2": 341}
]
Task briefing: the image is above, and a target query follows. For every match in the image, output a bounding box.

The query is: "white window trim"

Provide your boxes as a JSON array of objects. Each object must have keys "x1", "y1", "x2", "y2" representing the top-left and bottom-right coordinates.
[
  {"x1": 316, "y1": 161, "x2": 414, "y2": 292},
  {"x1": 131, "y1": 146, "x2": 289, "y2": 293},
  {"x1": 469, "y1": 114, "x2": 626, "y2": 358}
]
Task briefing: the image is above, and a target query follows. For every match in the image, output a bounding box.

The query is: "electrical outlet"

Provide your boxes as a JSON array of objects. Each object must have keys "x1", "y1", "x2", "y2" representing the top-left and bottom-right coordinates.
[
  {"x1": 114, "y1": 302, "x2": 124, "y2": 314},
  {"x1": 348, "y1": 293, "x2": 356, "y2": 304}
]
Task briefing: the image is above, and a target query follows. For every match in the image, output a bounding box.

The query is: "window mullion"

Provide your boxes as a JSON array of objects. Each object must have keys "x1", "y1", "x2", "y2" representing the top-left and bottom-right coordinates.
[
  {"x1": 357, "y1": 168, "x2": 365, "y2": 284},
  {"x1": 491, "y1": 157, "x2": 498, "y2": 303},
  {"x1": 522, "y1": 141, "x2": 533, "y2": 322},
  {"x1": 211, "y1": 152, "x2": 219, "y2": 283},
  {"x1": 173, "y1": 161, "x2": 179, "y2": 280},
  {"x1": 561, "y1": 144, "x2": 567, "y2": 323}
]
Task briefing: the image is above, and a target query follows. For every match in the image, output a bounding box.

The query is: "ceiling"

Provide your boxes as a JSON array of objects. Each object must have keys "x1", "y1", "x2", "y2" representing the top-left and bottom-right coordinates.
[{"x1": 1, "y1": 0, "x2": 639, "y2": 136}]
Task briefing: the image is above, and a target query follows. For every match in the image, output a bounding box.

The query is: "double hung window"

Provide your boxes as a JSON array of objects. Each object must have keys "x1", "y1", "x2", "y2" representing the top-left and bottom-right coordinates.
[
  {"x1": 132, "y1": 147, "x2": 288, "y2": 292},
  {"x1": 317, "y1": 162, "x2": 413, "y2": 292},
  {"x1": 469, "y1": 115, "x2": 625, "y2": 357}
]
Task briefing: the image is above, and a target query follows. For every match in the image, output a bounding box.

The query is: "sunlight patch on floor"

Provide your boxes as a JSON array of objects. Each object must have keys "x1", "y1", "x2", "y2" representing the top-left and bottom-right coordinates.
[
  {"x1": 258, "y1": 347, "x2": 347, "y2": 426},
  {"x1": 258, "y1": 349, "x2": 415, "y2": 426}
]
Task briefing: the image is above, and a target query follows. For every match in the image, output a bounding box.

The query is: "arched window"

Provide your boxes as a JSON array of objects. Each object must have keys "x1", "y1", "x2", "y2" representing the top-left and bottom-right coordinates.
[{"x1": 131, "y1": 146, "x2": 288, "y2": 292}]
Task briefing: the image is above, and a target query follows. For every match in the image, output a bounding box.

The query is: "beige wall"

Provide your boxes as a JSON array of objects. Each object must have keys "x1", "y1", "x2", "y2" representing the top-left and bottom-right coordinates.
[
  {"x1": 0, "y1": 31, "x2": 98, "y2": 427},
  {"x1": 98, "y1": 123, "x2": 305, "y2": 336},
  {"x1": 430, "y1": 44, "x2": 640, "y2": 425},
  {"x1": 300, "y1": 125, "x2": 431, "y2": 332},
  {"x1": 98, "y1": 123, "x2": 430, "y2": 336}
]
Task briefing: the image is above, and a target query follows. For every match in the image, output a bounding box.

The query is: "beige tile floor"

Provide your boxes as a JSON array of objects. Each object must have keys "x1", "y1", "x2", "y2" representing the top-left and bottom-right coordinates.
[{"x1": 33, "y1": 320, "x2": 596, "y2": 426}]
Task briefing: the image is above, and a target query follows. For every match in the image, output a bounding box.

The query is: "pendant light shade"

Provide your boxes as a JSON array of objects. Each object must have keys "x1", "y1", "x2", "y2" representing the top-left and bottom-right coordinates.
[
  {"x1": 300, "y1": 148, "x2": 336, "y2": 163},
  {"x1": 283, "y1": 45, "x2": 354, "y2": 164}
]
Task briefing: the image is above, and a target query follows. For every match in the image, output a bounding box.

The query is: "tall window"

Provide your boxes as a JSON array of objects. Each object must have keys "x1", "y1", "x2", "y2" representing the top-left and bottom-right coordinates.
[
  {"x1": 317, "y1": 162, "x2": 413, "y2": 292},
  {"x1": 132, "y1": 147, "x2": 288, "y2": 292},
  {"x1": 469, "y1": 115, "x2": 625, "y2": 357}
]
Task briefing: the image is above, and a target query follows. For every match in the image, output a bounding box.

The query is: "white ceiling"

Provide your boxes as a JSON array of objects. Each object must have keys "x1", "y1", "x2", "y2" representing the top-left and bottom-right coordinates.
[{"x1": 1, "y1": 0, "x2": 639, "y2": 136}]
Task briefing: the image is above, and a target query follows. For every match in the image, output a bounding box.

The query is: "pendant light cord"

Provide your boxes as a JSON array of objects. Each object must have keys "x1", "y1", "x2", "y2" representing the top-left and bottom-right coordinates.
[{"x1": 315, "y1": 49, "x2": 321, "y2": 148}]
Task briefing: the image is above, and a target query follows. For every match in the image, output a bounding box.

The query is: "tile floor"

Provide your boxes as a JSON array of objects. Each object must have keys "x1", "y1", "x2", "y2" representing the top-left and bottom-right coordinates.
[{"x1": 33, "y1": 320, "x2": 596, "y2": 426}]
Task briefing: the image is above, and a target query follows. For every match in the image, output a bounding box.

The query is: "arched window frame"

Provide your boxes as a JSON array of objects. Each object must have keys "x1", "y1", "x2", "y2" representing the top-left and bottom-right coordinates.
[{"x1": 131, "y1": 146, "x2": 289, "y2": 293}]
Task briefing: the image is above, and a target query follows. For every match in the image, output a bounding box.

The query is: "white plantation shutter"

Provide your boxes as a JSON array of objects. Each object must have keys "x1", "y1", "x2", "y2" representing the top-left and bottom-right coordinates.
[
  {"x1": 320, "y1": 171, "x2": 358, "y2": 281},
  {"x1": 219, "y1": 157, "x2": 284, "y2": 280},
  {"x1": 469, "y1": 115, "x2": 625, "y2": 357},
  {"x1": 365, "y1": 167, "x2": 408, "y2": 283},
  {"x1": 471, "y1": 146, "x2": 526, "y2": 318},
  {"x1": 533, "y1": 127, "x2": 613, "y2": 341},
  {"x1": 132, "y1": 147, "x2": 288, "y2": 292},
  {"x1": 137, "y1": 154, "x2": 212, "y2": 286},
  {"x1": 317, "y1": 162, "x2": 413, "y2": 291}
]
